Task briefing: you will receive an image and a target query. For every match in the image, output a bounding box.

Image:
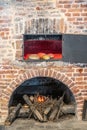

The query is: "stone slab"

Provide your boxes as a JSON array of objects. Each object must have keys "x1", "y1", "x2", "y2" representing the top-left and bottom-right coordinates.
[{"x1": 1, "y1": 118, "x2": 87, "y2": 130}]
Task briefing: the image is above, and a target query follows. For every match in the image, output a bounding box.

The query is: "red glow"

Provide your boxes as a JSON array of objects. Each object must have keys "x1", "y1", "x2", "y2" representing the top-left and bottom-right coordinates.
[
  {"x1": 24, "y1": 40, "x2": 62, "y2": 60},
  {"x1": 53, "y1": 54, "x2": 62, "y2": 59},
  {"x1": 37, "y1": 96, "x2": 45, "y2": 103}
]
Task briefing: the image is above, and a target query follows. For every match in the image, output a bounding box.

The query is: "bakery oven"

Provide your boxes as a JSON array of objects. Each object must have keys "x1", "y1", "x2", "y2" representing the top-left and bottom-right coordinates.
[{"x1": 23, "y1": 34, "x2": 62, "y2": 61}]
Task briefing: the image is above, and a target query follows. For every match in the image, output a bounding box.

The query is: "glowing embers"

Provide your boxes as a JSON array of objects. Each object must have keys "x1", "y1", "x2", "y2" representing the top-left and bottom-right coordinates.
[
  {"x1": 37, "y1": 95, "x2": 47, "y2": 103},
  {"x1": 24, "y1": 53, "x2": 62, "y2": 60}
]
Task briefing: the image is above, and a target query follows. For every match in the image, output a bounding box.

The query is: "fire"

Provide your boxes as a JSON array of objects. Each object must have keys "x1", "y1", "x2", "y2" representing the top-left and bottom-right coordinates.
[{"x1": 37, "y1": 95, "x2": 45, "y2": 103}]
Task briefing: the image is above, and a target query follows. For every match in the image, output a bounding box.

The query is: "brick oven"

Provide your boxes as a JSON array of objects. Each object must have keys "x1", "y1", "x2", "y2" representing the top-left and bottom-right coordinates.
[{"x1": 0, "y1": 0, "x2": 87, "y2": 125}]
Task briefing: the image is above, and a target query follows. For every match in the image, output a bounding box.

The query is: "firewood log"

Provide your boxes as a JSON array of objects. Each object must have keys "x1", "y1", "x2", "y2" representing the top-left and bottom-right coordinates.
[
  {"x1": 44, "y1": 104, "x2": 54, "y2": 115},
  {"x1": 49, "y1": 107, "x2": 58, "y2": 121},
  {"x1": 49, "y1": 92, "x2": 65, "y2": 121},
  {"x1": 19, "y1": 106, "x2": 32, "y2": 118},
  {"x1": 23, "y1": 94, "x2": 44, "y2": 122},
  {"x1": 5, "y1": 103, "x2": 22, "y2": 125},
  {"x1": 56, "y1": 92, "x2": 65, "y2": 120},
  {"x1": 44, "y1": 98, "x2": 57, "y2": 116},
  {"x1": 61, "y1": 104, "x2": 75, "y2": 115},
  {"x1": 56, "y1": 102, "x2": 63, "y2": 120},
  {"x1": 9, "y1": 104, "x2": 29, "y2": 113}
]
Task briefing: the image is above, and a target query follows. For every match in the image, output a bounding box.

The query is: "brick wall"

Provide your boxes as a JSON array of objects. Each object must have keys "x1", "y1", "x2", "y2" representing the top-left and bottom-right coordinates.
[
  {"x1": 0, "y1": 0, "x2": 87, "y2": 124},
  {"x1": 0, "y1": 0, "x2": 87, "y2": 61},
  {"x1": 0, "y1": 62, "x2": 87, "y2": 123}
]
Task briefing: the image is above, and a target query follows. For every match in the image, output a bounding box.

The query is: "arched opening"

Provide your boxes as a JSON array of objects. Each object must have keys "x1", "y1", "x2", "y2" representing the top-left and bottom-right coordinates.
[
  {"x1": 9, "y1": 77, "x2": 75, "y2": 107},
  {"x1": 7, "y1": 77, "x2": 76, "y2": 124}
]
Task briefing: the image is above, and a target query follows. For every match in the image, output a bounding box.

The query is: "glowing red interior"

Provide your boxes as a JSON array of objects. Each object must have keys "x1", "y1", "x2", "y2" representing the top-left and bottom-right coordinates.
[{"x1": 24, "y1": 40, "x2": 62, "y2": 60}]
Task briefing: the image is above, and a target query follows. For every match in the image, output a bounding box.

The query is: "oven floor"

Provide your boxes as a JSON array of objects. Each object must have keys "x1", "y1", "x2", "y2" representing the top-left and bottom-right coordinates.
[{"x1": 1, "y1": 117, "x2": 87, "y2": 130}]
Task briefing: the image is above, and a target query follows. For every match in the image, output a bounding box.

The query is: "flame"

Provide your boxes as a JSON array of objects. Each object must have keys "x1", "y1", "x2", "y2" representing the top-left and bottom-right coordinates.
[{"x1": 37, "y1": 95, "x2": 45, "y2": 103}]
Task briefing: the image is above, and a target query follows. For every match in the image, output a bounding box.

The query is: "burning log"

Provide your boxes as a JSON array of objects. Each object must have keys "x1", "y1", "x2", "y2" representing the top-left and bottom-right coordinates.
[
  {"x1": 5, "y1": 103, "x2": 22, "y2": 125},
  {"x1": 23, "y1": 94, "x2": 44, "y2": 122}
]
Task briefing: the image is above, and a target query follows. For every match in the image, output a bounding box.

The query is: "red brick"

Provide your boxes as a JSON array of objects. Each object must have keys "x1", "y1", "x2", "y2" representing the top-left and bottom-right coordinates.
[
  {"x1": 60, "y1": 9, "x2": 66, "y2": 13},
  {"x1": 84, "y1": 17, "x2": 87, "y2": 21},
  {"x1": 0, "y1": 70, "x2": 17, "y2": 74},
  {"x1": 43, "y1": 69, "x2": 49, "y2": 77},
  {"x1": 0, "y1": 32, "x2": 4, "y2": 37},
  {"x1": 51, "y1": 71, "x2": 56, "y2": 78},
  {"x1": 59, "y1": 1, "x2": 71, "y2": 4},
  {"x1": 75, "y1": 0, "x2": 83, "y2": 3},
  {"x1": 7, "y1": 87, "x2": 12, "y2": 93},
  {"x1": 66, "y1": 73, "x2": 73, "y2": 77},
  {"x1": 38, "y1": 69, "x2": 43, "y2": 76},
  {"x1": 34, "y1": 70, "x2": 40, "y2": 77},
  {"x1": 74, "y1": 73, "x2": 87, "y2": 76},
  {"x1": 28, "y1": 70, "x2": 35, "y2": 78},
  {"x1": 73, "y1": 13, "x2": 80, "y2": 16},
  {"x1": 66, "y1": 68, "x2": 75, "y2": 72},
  {"x1": 81, "y1": 13, "x2": 87, "y2": 16},
  {"x1": 27, "y1": 72, "x2": 32, "y2": 79},
  {"x1": 19, "y1": 70, "x2": 25, "y2": 74},
  {"x1": 72, "y1": 88, "x2": 80, "y2": 93},
  {"x1": 5, "y1": 74, "x2": 16, "y2": 79},
  {"x1": 81, "y1": 4, "x2": 87, "y2": 8},
  {"x1": 67, "y1": 18, "x2": 76, "y2": 21},
  {"x1": 68, "y1": 9, "x2": 82, "y2": 12},
  {"x1": 84, "y1": 9, "x2": 87, "y2": 11},
  {"x1": 73, "y1": 22, "x2": 80, "y2": 24},
  {"x1": 66, "y1": 80, "x2": 72, "y2": 85},
  {"x1": 84, "y1": 77, "x2": 87, "y2": 80},
  {"x1": 62, "y1": 77, "x2": 68, "y2": 83},
  {"x1": 0, "y1": 20, "x2": 4, "y2": 23},
  {"x1": 57, "y1": 4, "x2": 64, "y2": 8},
  {"x1": 64, "y1": 4, "x2": 71, "y2": 8},
  {"x1": 36, "y1": 7, "x2": 40, "y2": 10},
  {"x1": 0, "y1": 7, "x2": 3, "y2": 10},
  {"x1": 76, "y1": 82, "x2": 86, "y2": 85},
  {"x1": 76, "y1": 96, "x2": 83, "y2": 101},
  {"x1": 84, "y1": 68, "x2": 87, "y2": 72},
  {"x1": 0, "y1": 28, "x2": 9, "y2": 31},
  {"x1": 65, "y1": 13, "x2": 71, "y2": 16},
  {"x1": 75, "y1": 77, "x2": 83, "y2": 81},
  {"x1": 72, "y1": 4, "x2": 79, "y2": 8},
  {"x1": 32, "y1": 70, "x2": 38, "y2": 77}
]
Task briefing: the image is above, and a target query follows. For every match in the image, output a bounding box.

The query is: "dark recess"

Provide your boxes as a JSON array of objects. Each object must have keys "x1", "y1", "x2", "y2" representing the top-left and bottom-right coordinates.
[{"x1": 9, "y1": 77, "x2": 75, "y2": 107}]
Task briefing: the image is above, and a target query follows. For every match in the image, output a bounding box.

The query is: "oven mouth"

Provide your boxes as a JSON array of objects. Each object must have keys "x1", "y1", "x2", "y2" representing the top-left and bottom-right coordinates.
[
  {"x1": 9, "y1": 77, "x2": 75, "y2": 107},
  {"x1": 5, "y1": 77, "x2": 76, "y2": 125},
  {"x1": 23, "y1": 34, "x2": 62, "y2": 62}
]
